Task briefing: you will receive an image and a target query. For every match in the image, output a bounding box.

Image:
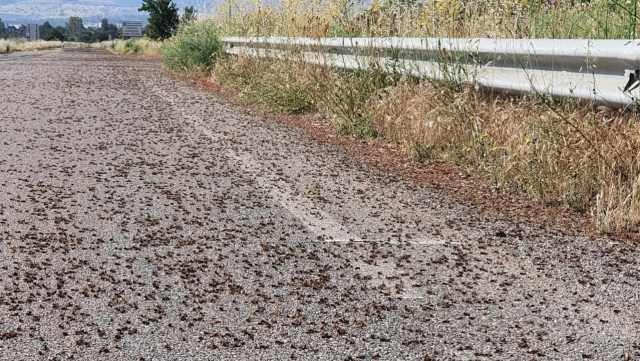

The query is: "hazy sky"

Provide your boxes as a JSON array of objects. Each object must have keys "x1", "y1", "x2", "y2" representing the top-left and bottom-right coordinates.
[{"x1": 0, "y1": 0, "x2": 213, "y2": 24}]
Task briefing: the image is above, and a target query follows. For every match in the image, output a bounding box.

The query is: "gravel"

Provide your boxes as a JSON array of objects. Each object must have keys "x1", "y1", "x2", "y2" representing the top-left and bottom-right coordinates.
[{"x1": 0, "y1": 48, "x2": 638, "y2": 360}]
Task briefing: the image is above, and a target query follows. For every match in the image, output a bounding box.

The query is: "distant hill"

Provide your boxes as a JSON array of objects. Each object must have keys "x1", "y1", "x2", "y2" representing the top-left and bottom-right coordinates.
[{"x1": 0, "y1": 0, "x2": 211, "y2": 25}]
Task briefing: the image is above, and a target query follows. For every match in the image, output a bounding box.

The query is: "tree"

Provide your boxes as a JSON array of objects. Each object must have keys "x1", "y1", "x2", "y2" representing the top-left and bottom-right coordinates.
[
  {"x1": 0, "y1": 18, "x2": 5, "y2": 38},
  {"x1": 49, "y1": 27, "x2": 66, "y2": 41},
  {"x1": 182, "y1": 6, "x2": 197, "y2": 23},
  {"x1": 40, "y1": 21, "x2": 54, "y2": 40},
  {"x1": 80, "y1": 30, "x2": 97, "y2": 42},
  {"x1": 139, "y1": 0, "x2": 179, "y2": 40},
  {"x1": 67, "y1": 16, "x2": 84, "y2": 37},
  {"x1": 100, "y1": 18, "x2": 118, "y2": 40},
  {"x1": 40, "y1": 22, "x2": 65, "y2": 41}
]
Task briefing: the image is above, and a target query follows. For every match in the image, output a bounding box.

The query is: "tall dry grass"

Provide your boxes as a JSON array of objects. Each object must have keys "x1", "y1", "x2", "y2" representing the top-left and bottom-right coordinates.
[
  {"x1": 94, "y1": 39, "x2": 163, "y2": 56},
  {"x1": 216, "y1": 55, "x2": 317, "y2": 113},
  {"x1": 0, "y1": 40, "x2": 64, "y2": 54},
  {"x1": 369, "y1": 82, "x2": 640, "y2": 232},
  {"x1": 216, "y1": 0, "x2": 640, "y2": 39}
]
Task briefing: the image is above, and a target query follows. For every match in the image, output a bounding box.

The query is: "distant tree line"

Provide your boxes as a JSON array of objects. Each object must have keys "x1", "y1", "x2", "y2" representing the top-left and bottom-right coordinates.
[{"x1": 0, "y1": 0, "x2": 196, "y2": 42}]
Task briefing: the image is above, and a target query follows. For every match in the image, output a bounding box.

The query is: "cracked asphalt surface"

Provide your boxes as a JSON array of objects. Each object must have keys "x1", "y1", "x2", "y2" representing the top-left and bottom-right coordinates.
[{"x1": 0, "y1": 48, "x2": 639, "y2": 360}]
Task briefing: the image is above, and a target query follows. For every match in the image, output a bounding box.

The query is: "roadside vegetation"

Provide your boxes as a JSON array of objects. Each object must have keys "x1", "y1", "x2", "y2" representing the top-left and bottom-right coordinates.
[
  {"x1": 96, "y1": 20, "x2": 222, "y2": 67},
  {"x1": 107, "y1": 0, "x2": 640, "y2": 233},
  {"x1": 162, "y1": 19, "x2": 223, "y2": 74},
  {"x1": 0, "y1": 39, "x2": 65, "y2": 54},
  {"x1": 218, "y1": 0, "x2": 640, "y2": 39},
  {"x1": 94, "y1": 38, "x2": 163, "y2": 56}
]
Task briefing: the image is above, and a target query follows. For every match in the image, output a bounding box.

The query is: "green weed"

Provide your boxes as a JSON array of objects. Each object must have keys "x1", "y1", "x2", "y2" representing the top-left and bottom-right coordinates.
[{"x1": 162, "y1": 20, "x2": 223, "y2": 74}]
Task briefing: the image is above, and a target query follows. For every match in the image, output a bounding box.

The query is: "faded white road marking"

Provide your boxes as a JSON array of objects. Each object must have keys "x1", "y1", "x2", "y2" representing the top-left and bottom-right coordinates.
[{"x1": 197, "y1": 124, "x2": 362, "y2": 242}]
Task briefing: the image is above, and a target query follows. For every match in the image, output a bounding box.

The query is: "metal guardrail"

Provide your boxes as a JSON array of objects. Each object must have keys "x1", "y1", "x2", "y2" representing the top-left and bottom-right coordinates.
[{"x1": 222, "y1": 36, "x2": 640, "y2": 106}]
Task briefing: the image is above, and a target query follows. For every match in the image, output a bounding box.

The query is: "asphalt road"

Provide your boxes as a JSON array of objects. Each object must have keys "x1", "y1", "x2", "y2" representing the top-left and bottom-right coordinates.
[{"x1": 0, "y1": 48, "x2": 638, "y2": 360}]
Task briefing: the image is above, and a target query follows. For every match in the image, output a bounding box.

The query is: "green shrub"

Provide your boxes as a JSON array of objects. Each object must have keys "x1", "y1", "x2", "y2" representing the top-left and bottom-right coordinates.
[
  {"x1": 162, "y1": 20, "x2": 222, "y2": 74},
  {"x1": 314, "y1": 65, "x2": 399, "y2": 139}
]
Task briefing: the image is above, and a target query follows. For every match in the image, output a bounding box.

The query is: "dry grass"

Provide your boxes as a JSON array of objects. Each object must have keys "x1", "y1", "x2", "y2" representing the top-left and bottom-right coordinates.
[
  {"x1": 215, "y1": 55, "x2": 318, "y2": 113},
  {"x1": 216, "y1": 0, "x2": 640, "y2": 39},
  {"x1": 94, "y1": 39, "x2": 163, "y2": 56},
  {"x1": 0, "y1": 40, "x2": 64, "y2": 54},
  {"x1": 215, "y1": 54, "x2": 398, "y2": 134},
  {"x1": 369, "y1": 82, "x2": 640, "y2": 232}
]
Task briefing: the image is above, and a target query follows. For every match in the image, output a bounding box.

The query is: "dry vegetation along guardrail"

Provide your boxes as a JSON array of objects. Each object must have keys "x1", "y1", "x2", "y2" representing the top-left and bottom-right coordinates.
[
  {"x1": 223, "y1": 36, "x2": 640, "y2": 106},
  {"x1": 93, "y1": 39, "x2": 163, "y2": 56}
]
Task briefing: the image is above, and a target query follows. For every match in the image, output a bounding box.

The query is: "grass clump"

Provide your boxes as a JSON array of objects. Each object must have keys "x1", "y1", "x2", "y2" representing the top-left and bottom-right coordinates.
[
  {"x1": 215, "y1": 54, "x2": 397, "y2": 136},
  {"x1": 162, "y1": 20, "x2": 223, "y2": 74},
  {"x1": 312, "y1": 66, "x2": 399, "y2": 138},
  {"x1": 216, "y1": 0, "x2": 640, "y2": 39},
  {"x1": 215, "y1": 55, "x2": 316, "y2": 114},
  {"x1": 95, "y1": 38, "x2": 162, "y2": 56}
]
